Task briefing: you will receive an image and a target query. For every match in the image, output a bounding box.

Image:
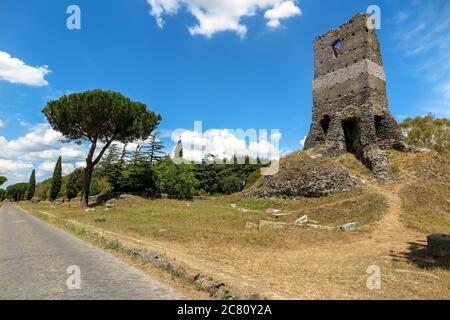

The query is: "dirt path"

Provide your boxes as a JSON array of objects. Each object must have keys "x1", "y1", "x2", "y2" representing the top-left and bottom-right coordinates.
[{"x1": 360, "y1": 181, "x2": 424, "y2": 249}]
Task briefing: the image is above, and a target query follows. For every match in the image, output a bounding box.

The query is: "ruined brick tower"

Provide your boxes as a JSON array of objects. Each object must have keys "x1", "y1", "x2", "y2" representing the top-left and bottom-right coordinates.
[{"x1": 304, "y1": 13, "x2": 406, "y2": 178}]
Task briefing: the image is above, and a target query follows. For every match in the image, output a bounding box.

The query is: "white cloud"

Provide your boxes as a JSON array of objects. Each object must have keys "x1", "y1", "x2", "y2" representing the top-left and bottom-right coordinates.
[
  {"x1": 23, "y1": 145, "x2": 86, "y2": 162},
  {"x1": 19, "y1": 120, "x2": 31, "y2": 128},
  {"x1": 264, "y1": 1, "x2": 301, "y2": 29},
  {"x1": 36, "y1": 161, "x2": 74, "y2": 177},
  {"x1": 148, "y1": 0, "x2": 181, "y2": 28},
  {"x1": 1, "y1": 123, "x2": 64, "y2": 157},
  {"x1": 0, "y1": 123, "x2": 85, "y2": 185},
  {"x1": 0, "y1": 159, "x2": 34, "y2": 184},
  {"x1": 0, "y1": 159, "x2": 33, "y2": 174},
  {"x1": 0, "y1": 123, "x2": 91, "y2": 164},
  {"x1": 299, "y1": 135, "x2": 306, "y2": 148},
  {"x1": 0, "y1": 120, "x2": 4, "y2": 128},
  {"x1": 0, "y1": 51, "x2": 50, "y2": 86},
  {"x1": 147, "y1": 0, "x2": 302, "y2": 38},
  {"x1": 171, "y1": 128, "x2": 280, "y2": 162},
  {"x1": 75, "y1": 161, "x2": 86, "y2": 169}
]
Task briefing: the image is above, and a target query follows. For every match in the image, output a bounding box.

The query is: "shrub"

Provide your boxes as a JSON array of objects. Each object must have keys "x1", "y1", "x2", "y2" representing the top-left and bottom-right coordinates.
[
  {"x1": 244, "y1": 170, "x2": 261, "y2": 190},
  {"x1": 390, "y1": 161, "x2": 400, "y2": 174},
  {"x1": 154, "y1": 158, "x2": 199, "y2": 200},
  {"x1": 220, "y1": 175, "x2": 242, "y2": 195},
  {"x1": 97, "y1": 177, "x2": 113, "y2": 196}
]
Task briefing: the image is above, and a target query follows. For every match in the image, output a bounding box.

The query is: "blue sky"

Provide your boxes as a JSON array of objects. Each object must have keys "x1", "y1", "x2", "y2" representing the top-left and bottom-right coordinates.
[{"x1": 0, "y1": 0, "x2": 449, "y2": 185}]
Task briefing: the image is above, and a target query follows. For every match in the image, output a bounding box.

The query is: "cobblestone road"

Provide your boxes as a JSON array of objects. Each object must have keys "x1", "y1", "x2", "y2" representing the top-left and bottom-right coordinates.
[{"x1": 0, "y1": 203, "x2": 184, "y2": 300}]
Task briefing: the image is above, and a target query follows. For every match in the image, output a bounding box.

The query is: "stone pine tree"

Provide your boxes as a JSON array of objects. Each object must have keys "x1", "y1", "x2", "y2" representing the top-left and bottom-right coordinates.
[
  {"x1": 50, "y1": 156, "x2": 62, "y2": 201},
  {"x1": 26, "y1": 169, "x2": 36, "y2": 200},
  {"x1": 43, "y1": 90, "x2": 161, "y2": 207},
  {"x1": 0, "y1": 176, "x2": 7, "y2": 187}
]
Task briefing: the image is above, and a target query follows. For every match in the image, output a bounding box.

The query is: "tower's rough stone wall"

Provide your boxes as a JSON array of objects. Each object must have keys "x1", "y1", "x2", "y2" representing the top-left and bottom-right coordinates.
[{"x1": 304, "y1": 13, "x2": 406, "y2": 179}]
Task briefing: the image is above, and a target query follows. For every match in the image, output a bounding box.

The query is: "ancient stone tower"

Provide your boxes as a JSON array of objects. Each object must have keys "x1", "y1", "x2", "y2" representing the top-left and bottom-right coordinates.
[{"x1": 304, "y1": 13, "x2": 406, "y2": 178}]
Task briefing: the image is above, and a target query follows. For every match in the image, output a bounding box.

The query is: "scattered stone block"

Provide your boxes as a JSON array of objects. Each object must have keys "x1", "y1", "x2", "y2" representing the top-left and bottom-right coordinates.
[
  {"x1": 410, "y1": 147, "x2": 431, "y2": 153},
  {"x1": 245, "y1": 222, "x2": 258, "y2": 230},
  {"x1": 69, "y1": 197, "x2": 81, "y2": 203},
  {"x1": 53, "y1": 199, "x2": 65, "y2": 205},
  {"x1": 340, "y1": 222, "x2": 359, "y2": 231},
  {"x1": 259, "y1": 220, "x2": 290, "y2": 230},
  {"x1": 88, "y1": 195, "x2": 100, "y2": 205},
  {"x1": 307, "y1": 224, "x2": 334, "y2": 231},
  {"x1": 30, "y1": 197, "x2": 41, "y2": 204},
  {"x1": 161, "y1": 194, "x2": 169, "y2": 199},
  {"x1": 266, "y1": 208, "x2": 281, "y2": 214},
  {"x1": 427, "y1": 234, "x2": 450, "y2": 257},
  {"x1": 105, "y1": 199, "x2": 116, "y2": 208},
  {"x1": 84, "y1": 208, "x2": 96, "y2": 213},
  {"x1": 229, "y1": 204, "x2": 237, "y2": 209},
  {"x1": 194, "y1": 275, "x2": 225, "y2": 296},
  {"x1": 146, "y1": 250, "x2": 160, "y2": 260},
  {"x1": 295, "y1": 215, "x2": 309, "y2": 225}
]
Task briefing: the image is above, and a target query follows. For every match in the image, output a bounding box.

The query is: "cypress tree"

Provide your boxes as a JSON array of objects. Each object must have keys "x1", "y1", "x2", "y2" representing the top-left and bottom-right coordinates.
[
  {"x1": 50, "y1": 156, "x2": 62, "y2": 201},
  {"x1": 26, "y1": 169, "x2": 36, "y2": 200},
  {"x1": 67, "y1": 172, "x2": 78, "y2": 201}
]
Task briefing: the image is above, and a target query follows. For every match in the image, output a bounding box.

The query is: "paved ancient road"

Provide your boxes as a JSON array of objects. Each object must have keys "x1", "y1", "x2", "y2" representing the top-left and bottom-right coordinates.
[{"x1": 0, "y1": 203, "x2": 184, "y2": 300}]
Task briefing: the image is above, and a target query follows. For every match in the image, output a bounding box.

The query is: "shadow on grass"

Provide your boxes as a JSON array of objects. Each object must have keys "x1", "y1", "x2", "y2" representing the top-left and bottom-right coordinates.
[{"x1": 390, "y1": 238, "x2": 450, "y2": 270}]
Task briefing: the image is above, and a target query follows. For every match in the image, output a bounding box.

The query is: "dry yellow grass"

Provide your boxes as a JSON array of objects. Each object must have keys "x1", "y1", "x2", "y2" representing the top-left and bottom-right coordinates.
[
  {"x1": 388, "y1": 150, "x2": 450, "y2": 234},
  {"x1": 21, "y1": 187, "x2": 384, "y2": 250}
]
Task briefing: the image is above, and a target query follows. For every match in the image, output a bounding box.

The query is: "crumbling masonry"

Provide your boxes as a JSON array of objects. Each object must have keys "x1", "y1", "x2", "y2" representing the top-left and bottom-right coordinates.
[{"x1": 304, "y1": 13, "x2": 407, "y2": 179}]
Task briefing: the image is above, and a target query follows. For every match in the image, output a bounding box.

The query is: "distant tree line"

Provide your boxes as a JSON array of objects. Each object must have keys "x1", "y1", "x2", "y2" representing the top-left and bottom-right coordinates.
[{"x1": 2, "y1": 138, "x2": 262, "y2": 203}]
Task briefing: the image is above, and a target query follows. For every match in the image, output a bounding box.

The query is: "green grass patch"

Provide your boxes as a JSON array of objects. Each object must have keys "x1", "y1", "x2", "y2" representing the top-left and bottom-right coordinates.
[{"x1": 336, "y1": 153, "x2": 373, "y2": 179}]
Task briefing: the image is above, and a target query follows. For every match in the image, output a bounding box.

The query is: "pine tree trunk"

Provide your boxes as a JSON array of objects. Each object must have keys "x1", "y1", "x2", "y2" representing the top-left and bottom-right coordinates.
[{"x1": 81, "y1": 165, "x2": 93, "y2": 208}]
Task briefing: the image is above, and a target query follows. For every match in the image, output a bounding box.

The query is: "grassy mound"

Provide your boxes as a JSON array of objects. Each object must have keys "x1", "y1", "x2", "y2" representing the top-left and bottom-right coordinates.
[
  {"x1": 389, "y1": 150, "x2": 450, "y2": 234},
  {"x1": 245, "y1": 151, "x2": 364, "y2": 198}
]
